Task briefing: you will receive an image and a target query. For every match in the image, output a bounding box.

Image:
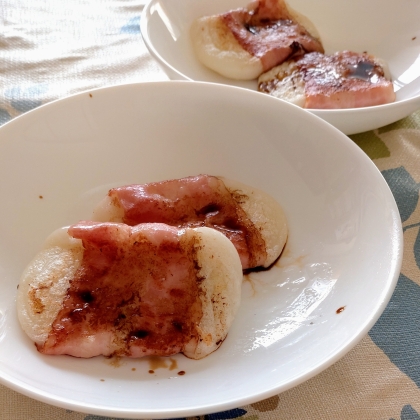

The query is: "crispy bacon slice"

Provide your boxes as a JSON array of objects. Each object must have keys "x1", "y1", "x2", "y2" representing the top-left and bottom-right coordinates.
[
  {"x1": 22, "y1": 223, "x2": 243, "y2": 359},
  {"x1": 190, "y1": 0, "x2": 323, "y2": 80},
  {"x1": 220, "y1": 0, "x2": 324, "y2": 72},
  {"x1": 36, "y1": 223, "x2": 203, "y2": 357},
  {"x1": 258, "y1": 51, "x2": 396, "y2": 109},
  {"x1": 93, "y1": 175, "x2": 288, "y2": 270}
]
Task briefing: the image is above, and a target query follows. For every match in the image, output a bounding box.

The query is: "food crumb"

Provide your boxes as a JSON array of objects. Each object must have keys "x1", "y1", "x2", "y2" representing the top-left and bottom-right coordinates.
[
  {"x1": 336, "y1": 306, "x2": 346, "y2": 314},
  {"x1": 177, "y1": 371, "x2": 186, "y2": 376},
  {"x1": 107, "y1": 356, "x2": 122, "y2": 368},
  {"x1": 132, "y1": 368, "x2": 136, "y2": 371},
  {"x1": 413, "y1": 36, "x2": 417, "y2": 41},
  {"x1": 39, "y1": 195, "x2": 43, "y2": 199},
  {"x1": 148, "y1": 370, "x2": 154, "y2": 374},
  {"x1": 100, "y1": 379, "x2": 105, "y2": 382},
  {"x1": 89, "y1": 93, "x2": 93, "y2": 98}
]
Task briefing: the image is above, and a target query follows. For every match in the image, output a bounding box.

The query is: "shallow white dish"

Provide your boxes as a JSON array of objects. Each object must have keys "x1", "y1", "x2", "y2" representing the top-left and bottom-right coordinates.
[
  {"x1": 141, "y1": 0, "x2": 420, "y2": 135},
  {"x1": 0, "y1": 81, "x2": 402, "y2": 418}
]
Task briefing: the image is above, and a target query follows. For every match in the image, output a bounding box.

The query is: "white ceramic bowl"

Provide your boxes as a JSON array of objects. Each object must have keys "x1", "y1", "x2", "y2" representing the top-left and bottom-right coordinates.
[
  {"x1": 141, "y1": 0, "x2": 420, "y2": 135},
  {"x1": 0, "y1": 81, "x2": 402, "y2": 418}
]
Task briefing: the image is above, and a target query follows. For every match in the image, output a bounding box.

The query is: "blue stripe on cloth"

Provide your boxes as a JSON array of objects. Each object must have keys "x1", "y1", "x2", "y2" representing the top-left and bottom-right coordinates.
[
  {"x1": 120, "y1": 16, "x2": 141, "y2": 34},
  {"x1": 414, "y1": 229, "x2": 420, "y2": 270},
  {"x1": 5, "y1": 84, "x2": 48, "y2": 113},
  {"x1": 10, "y1": 98, "x2": 43, "y2": 113},
  {"x1": 381, "y1": 166, "x2": 419, "y2": 223},
  {"x1": 84, "y1": 416, "x2": 139, "y2": 420},
  {"x1": 369, "y1": 273, "x2": 420, "y2": 388},
  {"x1": 82, "y1": 409, "x2": 247, "y2": 420},
  {"x1": 206, "y1": 408, "x2": 247, "y2": 419},
  {"x1": 0, "y1": 108, "x2": 11, "y2": 125},
  {"x1": 401, "y1": 404, "x2": 420, "y2": 419}
]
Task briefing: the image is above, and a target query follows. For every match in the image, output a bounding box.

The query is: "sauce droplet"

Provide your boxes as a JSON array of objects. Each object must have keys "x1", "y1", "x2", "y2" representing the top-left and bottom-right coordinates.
[
  {"x1": 148, "y1": 369, "x2": 154, "y2": 374},
  {"x1": 177, "y1": 370, "x2": 186, "y2": 376},
  {"x1": 169, "y1": 358, "x2": 178, "y2": 371},
  {"x1": 336, "y1": 306, "x2": 345, "y2": 314},
  {"x1": 148, "y1": 356, "x2": 169, "y2": 371}
]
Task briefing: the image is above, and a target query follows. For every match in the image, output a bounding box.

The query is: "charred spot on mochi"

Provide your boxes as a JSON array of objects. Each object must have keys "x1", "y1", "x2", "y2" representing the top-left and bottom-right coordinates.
[
  {"x1": 131, "y1": 330, "x2": 149, "y2": 339},
  {"x1": 79, "y1": 291, "x2": 94, "y2": 303},
  {"x1": 259, "y1": 77, "x2": 281, "y2": 93},
  {"x1": 228, "y1": 188, "x2": 249, "y2": 206},
  {"x1": 113, "y1": 312, "x2": 127, "y2": 327},
  {"x1": 193, "y1": 257, "x2": 205, "y2": 283},
  {"x1": 29, "y1": 287, "x2": 45, "y2": 314},
  {"x1": 289, "y1": 40, "x2": 306, "y2": 58},
  {"x1": 183, "y1": 235, "x2": 205, "y2": 283}
]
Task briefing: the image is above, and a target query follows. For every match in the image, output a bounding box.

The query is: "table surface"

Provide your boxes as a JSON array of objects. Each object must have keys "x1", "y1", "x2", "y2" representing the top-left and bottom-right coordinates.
[{"x1": 1, "y1": 1, "x2": 420, "y2": 419}]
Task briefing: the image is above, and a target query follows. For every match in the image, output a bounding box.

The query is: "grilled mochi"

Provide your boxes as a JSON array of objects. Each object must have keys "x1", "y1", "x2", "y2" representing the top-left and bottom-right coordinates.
[
  {"x1": 17, "y1": 223, "x2": 243, "y2": 359},
  {"x1": 190, "y1": 0, "x2": 324, "y2": 80},
  {"x1": 92, "y1": 175, "x2": 288, "y2": 270},
  {"x1": 258, "y1": 50, "x2": 396, "y2": 108}
]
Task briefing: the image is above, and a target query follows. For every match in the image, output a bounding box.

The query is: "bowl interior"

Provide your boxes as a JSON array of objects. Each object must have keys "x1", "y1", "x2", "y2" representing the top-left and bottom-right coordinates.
[
  {"x1": 142, "y1": 0, "x2": 420, "y2": 92},
  {"x1": 0, "y1": 81, "x2": 402, "y2": 418},
  {"x1": 141, "y1": 0, "x2": 420, "y2": 133}
]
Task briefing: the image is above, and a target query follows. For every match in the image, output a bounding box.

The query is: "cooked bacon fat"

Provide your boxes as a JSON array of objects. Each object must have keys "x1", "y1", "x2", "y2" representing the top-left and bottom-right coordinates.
[
  {"x1": 221, "y1": 0, "x2": 324, "y2": 72},
  {"x1": 105, "y1": 175, "x2": 268, "y2": 269},
  {"x1": 258, "y1": 51, "x2": 396, "y2": 109},
  {"x1": 38, "y1": 222, "x2": 204, "y2": 358}
]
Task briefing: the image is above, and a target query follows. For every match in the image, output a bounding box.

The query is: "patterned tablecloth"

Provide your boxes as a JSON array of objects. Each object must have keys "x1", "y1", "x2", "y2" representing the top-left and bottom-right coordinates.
[{"x1": 1, "y1": 1, "x2": 420, "y2": 419}]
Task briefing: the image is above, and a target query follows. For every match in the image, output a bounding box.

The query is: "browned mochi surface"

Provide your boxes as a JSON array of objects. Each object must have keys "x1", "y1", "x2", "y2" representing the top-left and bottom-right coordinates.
[
  {"x1": 259, "y1": 51, "x2": 396, "y2": 108},
  {"x1": 221, "y1": 0, "x2": 324, "y2": 72},
  {"x1": 38, "y1": 222, "x2": 204, "y2": 358},
  {"x1": 107, "y1": 175, "x2": 267, "y2": 269}
]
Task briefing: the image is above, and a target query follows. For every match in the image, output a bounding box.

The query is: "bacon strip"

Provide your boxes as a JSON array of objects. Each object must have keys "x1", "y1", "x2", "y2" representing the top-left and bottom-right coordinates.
[
  {"x1": 258, "y1": 51, "x2": 396, "y2": 109},
  {"x1": 302, "y1": 51, "x2": 395, "y2": 108},
  {"x1": 220, "y1": 0, "x2": 324, "y2": 72},
  {"x1": 108, "y1": 175, "x2": 268, "y2": 269},
  {"x1": 38, "y1": 222, "x2": 203, "y2": 358}
]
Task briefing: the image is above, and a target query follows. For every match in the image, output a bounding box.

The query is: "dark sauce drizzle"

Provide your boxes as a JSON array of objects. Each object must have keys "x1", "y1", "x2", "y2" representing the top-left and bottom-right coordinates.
[{"x1": 345, "y1": 61, "x2": 384, "y2": 82}]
